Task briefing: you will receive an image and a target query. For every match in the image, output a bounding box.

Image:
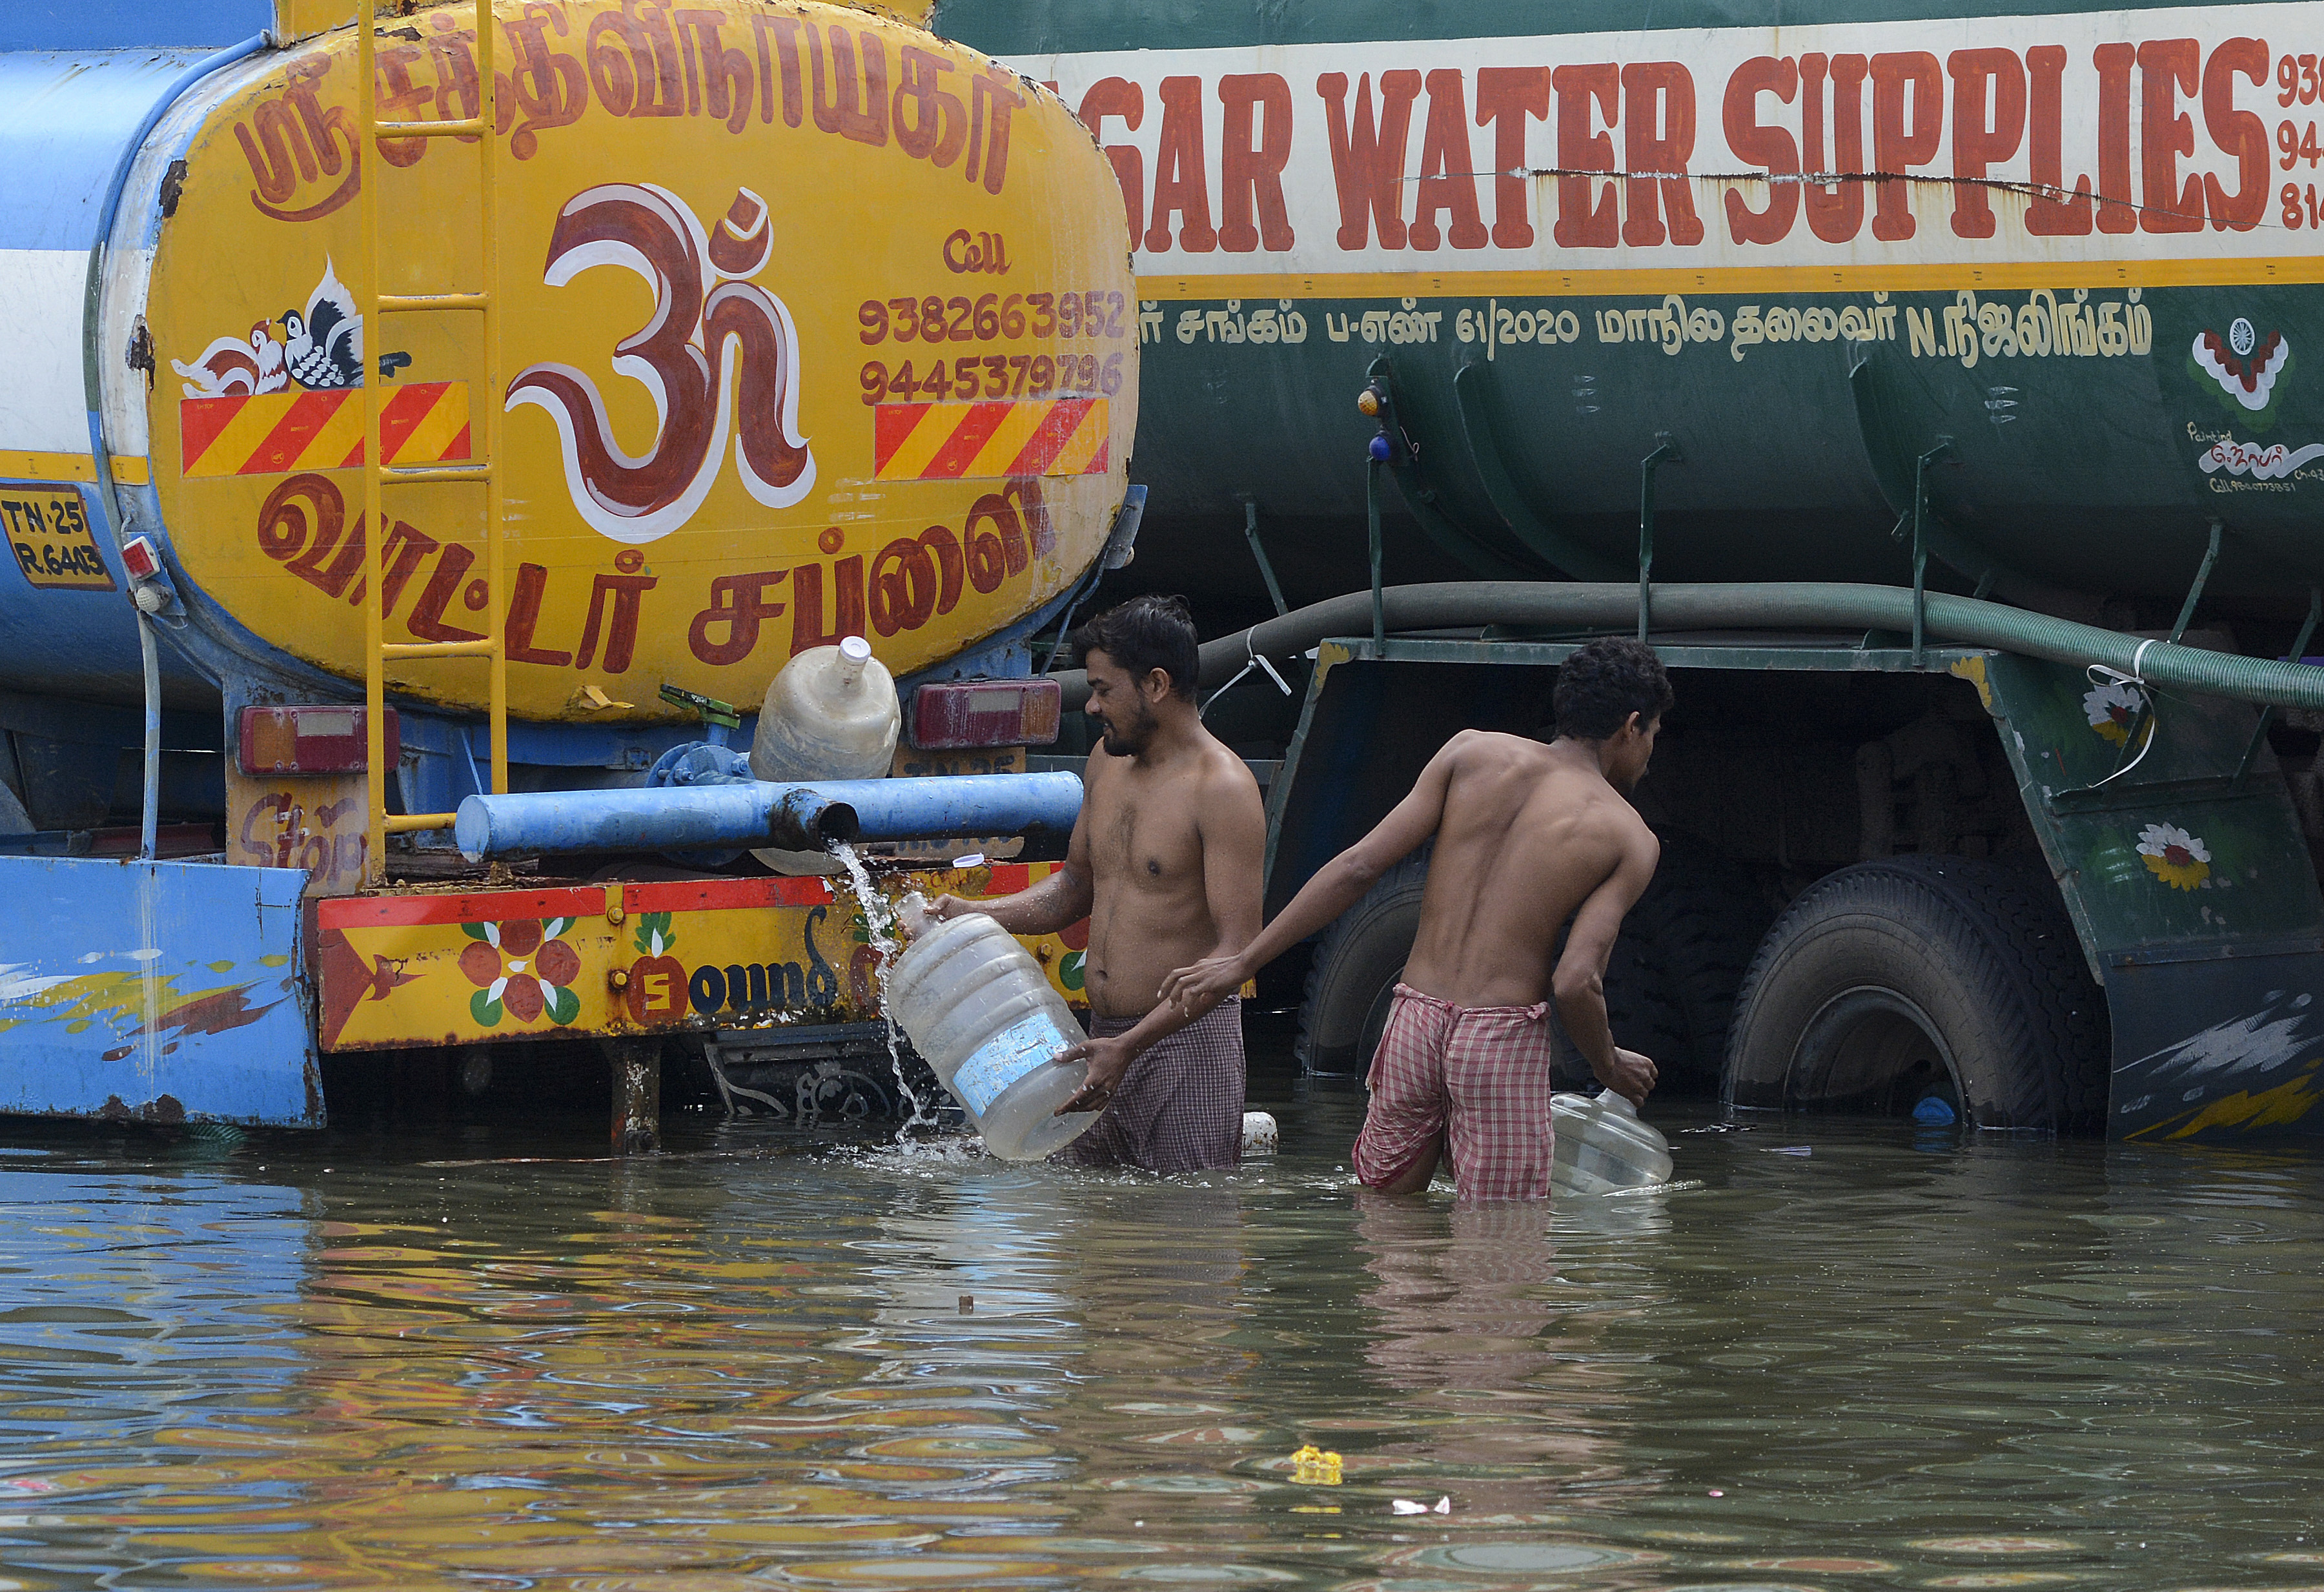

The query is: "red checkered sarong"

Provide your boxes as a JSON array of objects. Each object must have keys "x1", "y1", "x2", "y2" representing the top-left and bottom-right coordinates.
[
  {"x1": 1054, "y1": 998, "x2": 1244, "y2": 1174},
  {"x1": 1351, "y1": 985, "x2": 1555, "y2": 1201}
]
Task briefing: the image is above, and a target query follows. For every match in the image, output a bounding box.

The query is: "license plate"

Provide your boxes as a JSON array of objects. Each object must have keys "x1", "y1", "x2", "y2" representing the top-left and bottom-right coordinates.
[{"x1": 0, "y1": 484, "x2": 114, "y2": 591}]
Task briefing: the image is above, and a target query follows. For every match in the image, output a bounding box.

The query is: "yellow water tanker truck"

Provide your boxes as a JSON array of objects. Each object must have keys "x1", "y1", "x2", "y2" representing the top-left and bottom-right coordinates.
[{"x1": 0, "y1": 0, "x2": 1137, "y2": 1141}]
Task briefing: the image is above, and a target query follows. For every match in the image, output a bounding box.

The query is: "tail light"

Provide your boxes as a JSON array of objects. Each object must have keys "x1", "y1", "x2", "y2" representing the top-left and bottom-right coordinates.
[
  {"x1": 119, "y1": 535, "x2": 162, "y2": 582},
  {"x1": 910, "y1": 679, "x2": 1061, "y2": 750},
  {"x1": 238, "y1": 706, "x2": 399, "y2": 775}
]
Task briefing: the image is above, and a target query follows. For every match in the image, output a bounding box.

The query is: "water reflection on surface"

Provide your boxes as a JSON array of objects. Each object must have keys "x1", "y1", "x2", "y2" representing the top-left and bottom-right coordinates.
[{"x1": 0, "y1": 1078, "x2": 2321, "y2": 1589}]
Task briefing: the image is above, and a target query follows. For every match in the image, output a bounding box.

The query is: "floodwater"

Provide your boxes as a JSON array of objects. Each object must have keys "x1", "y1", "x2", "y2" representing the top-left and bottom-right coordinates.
[{"x1": 3, "y1": 1059, "x2": 2323, "y2": 1590}]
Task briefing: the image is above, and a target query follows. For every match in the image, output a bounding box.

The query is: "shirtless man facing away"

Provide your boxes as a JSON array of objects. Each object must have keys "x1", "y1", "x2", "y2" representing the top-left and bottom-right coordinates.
[
  {"x1": 926, "y1": 595, "x2": 1265, "y2": 1174},
  {"x1": 1161, "y1": 637, "x2": 1671, "y2": 1200}
]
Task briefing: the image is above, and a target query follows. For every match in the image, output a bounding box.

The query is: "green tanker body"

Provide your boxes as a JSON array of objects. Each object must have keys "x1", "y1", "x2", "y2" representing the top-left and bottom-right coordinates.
[
  {"x1": 933, "y1": 0, "x2": 2324, "y2": 1145},
  {"x1": 935, "y1": 0, "x2": 2324, "y2": 615}
]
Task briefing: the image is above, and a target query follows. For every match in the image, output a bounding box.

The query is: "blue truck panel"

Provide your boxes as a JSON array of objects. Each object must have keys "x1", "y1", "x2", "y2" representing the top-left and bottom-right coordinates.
[
  {"x1": 0, "y1": 856, "x2": 319, "y2": 1126},
  {"x1": 0, "y1": 5, "x2": 272, "y2": 56},
  {"x1": 0, "y1": 41, "x2": 260, "y2": 709},
  {"x1": 0, "y1": 48, "x2": 215, "y2": 251}
]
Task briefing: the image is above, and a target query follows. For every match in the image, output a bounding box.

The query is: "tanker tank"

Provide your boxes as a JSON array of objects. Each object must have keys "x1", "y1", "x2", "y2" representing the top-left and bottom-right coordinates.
[
  {"x1": 935, "y1": 0, "x2": 2324, "y2": 637},
  {"x1": 0, "y1": 0, "x2": 1136, "y2": 833}
]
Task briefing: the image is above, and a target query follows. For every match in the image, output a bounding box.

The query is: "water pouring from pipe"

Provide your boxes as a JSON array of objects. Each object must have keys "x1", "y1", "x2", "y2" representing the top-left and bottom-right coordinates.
[{"x1": 824, "y1": 839, "x2": 935, "y2": 1134}]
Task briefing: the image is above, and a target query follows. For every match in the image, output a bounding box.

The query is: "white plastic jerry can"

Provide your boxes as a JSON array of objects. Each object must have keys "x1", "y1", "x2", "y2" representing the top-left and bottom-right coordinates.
[
  {"x1": 886, "y1": 897, "x2": 1101, "y2": 1161},
  {"x1": 1549, "y1": 1091, "x2": 1675, "y2": 1195},
  {"x1": 750, "y1": 634, "x2": 901, "y2": 784}
]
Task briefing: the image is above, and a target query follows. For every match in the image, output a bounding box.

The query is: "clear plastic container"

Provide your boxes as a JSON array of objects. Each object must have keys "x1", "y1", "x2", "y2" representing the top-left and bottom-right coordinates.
[
  {"x1": 1550, "y1": 1091, "x2": 1674, "y2": 1195},
  {"x1": 750, "y1": 634, "x2": 901, "y2": 784},
  {"x1": 887, "y1": 896, "x2": 1099, "y2": 1160}
]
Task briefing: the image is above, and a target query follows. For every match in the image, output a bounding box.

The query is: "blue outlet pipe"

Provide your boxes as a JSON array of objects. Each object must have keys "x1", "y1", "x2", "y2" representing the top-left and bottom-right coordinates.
[{"x1": 454, "y1": 772, "x2": 1085, "y2": 861}]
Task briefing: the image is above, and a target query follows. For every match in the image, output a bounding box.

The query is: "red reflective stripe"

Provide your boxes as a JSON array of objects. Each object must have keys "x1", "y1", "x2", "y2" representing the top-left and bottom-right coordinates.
[
  {"x1": 873, "y1": 403, "x2": 932, "y2": 473},
  {"x1": 1004, "y1": 398, "x2": 1094, "y2": 477},
  {"x1": 984, "y1": 862, "x2": 1034, "y2": 894},
  {"x1": 625, "y1": 875, "x2": 838, "y2": 914},
  {"x1": 315, "y1": 861, "x2": 1052, "y2": 929},
  {"x1": 178, "y1": 395, "x2": 244, "y2": 470},
  {"x1": 241, "y1": 391, "x2": 346, "y2": 476},
  {"x1": 921, "y1": 402, "x2": 1013, "y2": 479},
  {"x1": 316, "y1": 886, "x2": 607, "y2": 929},
  {"x1": 374, "y1": 382, "x2": 445, "y2": 464}
]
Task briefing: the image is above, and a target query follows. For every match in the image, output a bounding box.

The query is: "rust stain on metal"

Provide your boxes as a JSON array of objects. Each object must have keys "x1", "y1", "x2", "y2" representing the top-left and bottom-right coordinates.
[{"x1": 98, "y1": 1093, "x2": 187, "y2": 1125}]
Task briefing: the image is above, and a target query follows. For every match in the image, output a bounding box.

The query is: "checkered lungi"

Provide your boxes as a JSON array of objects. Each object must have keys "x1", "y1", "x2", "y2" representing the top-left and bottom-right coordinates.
[
  {"x1": 1351, "y1": 985, "x2": 1556, "y2": 1201},
  {"x1": 1054, "y1": 998, "x2": 1245, "y2": 1174}
]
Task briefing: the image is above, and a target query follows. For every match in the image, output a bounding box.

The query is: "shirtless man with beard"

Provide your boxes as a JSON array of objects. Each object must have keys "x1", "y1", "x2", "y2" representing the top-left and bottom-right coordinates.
[
  {"x1": 1161, "y1": 636, "x2": 1669, "y2": 1199},
  {"x1": 926, "y1": 595, "x2": 1265, "y2": 1173}
]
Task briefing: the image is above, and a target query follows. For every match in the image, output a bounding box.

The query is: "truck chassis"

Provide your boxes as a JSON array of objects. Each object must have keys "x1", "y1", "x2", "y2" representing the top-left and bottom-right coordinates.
[{"x1": 1266, "y1": 631, "x2": 2324, "y2": 1143}]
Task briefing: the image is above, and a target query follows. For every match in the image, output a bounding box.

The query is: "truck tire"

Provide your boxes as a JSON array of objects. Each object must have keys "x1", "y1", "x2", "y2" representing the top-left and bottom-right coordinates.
[
  {"x1": 1296, "y1": 851, "x2": 1430, "y2": 1074},
  {"x1": 1597, "y1": 927, "x2": 1687, "y2": 1087},
  {"x1": 1607, "y1": 853, "x2": 1769, "y2": 1093},
  {"x1": 1722, "y1": 855, "x2": 2108, "y2": 1132}
]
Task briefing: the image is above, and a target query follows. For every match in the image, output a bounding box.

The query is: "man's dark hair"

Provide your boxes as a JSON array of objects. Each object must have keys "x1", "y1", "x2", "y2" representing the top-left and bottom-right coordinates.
[
  {"x1": 1552, "y1": 637, "x2": 1673, "y2": 740},
  {"x1": 1073, "y1": 595, "x2": 1199, "y2": 700}
]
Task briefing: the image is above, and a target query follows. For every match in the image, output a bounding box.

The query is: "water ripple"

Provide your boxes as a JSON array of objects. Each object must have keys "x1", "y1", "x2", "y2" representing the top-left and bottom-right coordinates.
[{"x1": 0, "y1": 1096, "x2": 2317, "y2": 1586}]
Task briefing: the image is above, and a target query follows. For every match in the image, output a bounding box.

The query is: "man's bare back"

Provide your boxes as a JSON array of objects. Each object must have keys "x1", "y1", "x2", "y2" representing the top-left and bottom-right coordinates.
[
  {"x1": 1163, "y1": 636, "x2": 1671, "y2": 1114},
  {"x1": 1161, "y1": 636, "x2": 1671, "y2": 1196},
  {"x1": 1400, "y1": 731, "x2": 1658, "y2": 1012},
  {"x1": 1166, "y1": 726, "x2": 1660, "y2": 1099}
]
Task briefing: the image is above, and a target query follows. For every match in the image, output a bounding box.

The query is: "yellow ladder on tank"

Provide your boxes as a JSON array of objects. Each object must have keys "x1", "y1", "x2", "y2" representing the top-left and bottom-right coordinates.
[{"x1": 354, "y1": 0, "x2": 507, "y2": 884}]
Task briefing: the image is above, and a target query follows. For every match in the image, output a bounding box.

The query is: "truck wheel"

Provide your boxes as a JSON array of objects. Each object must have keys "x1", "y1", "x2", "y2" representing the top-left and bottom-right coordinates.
[
  {"x1": 1722, "y1": 855, "x2": 2108, "y2": 1132},
  {"x1": 1605, "y1": 856, "x2": 1769, "y2": 1092},
  {"x1": 1596, "y1": 930, "x2": 1686, "y2": 1087},
  {"x1": 1296, "y1": 851, "x2": 1430, "y2": 1074}
]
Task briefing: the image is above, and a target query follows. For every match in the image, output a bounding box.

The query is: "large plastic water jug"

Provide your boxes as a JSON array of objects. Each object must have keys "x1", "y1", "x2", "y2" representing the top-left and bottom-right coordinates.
[
  {"x1": 751, "y1": 635, "x2": 901, "y2": 783},
  {"x1": 1550, "y1": 1092, "x2": 1674, "y2": 1195},
  {"x1": 886, "y1": 897, "x2": 1099, "y2": 1160}
]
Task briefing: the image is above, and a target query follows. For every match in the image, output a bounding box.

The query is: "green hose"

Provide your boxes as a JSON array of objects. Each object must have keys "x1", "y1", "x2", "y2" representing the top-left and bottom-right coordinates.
[{"x1": 1052, "y1": 582, "x2": 2324, "y2": 713}]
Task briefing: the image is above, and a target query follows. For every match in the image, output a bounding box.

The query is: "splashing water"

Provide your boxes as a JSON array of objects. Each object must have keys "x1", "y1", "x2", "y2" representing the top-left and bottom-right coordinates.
[{"x1": 826, "y1": 840, "x2": 937, "y2": 1134}]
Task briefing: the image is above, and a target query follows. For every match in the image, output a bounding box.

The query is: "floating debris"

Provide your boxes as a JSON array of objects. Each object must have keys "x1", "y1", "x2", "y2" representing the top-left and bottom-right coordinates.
[{"x1": 1290, "y1": 1445, "x2": 1342, "y2": 1485}]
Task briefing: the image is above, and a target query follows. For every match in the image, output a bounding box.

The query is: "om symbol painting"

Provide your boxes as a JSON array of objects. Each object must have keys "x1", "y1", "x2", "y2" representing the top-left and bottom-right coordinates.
[{"x1": 508, "y1": 184, "x2": 816, "y2": 545}]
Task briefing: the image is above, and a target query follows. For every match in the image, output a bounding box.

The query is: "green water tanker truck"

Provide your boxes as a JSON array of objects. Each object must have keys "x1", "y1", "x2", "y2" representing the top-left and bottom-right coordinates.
[{"x1": 931, "y1": 0, "x2": 2324, "y2": 1141}]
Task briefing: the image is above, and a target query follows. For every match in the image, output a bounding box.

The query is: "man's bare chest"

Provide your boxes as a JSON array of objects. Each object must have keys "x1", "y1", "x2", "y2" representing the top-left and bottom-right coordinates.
[{"x1": 1088, "y1": 784, "x2": 1205, "y2": 889}]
